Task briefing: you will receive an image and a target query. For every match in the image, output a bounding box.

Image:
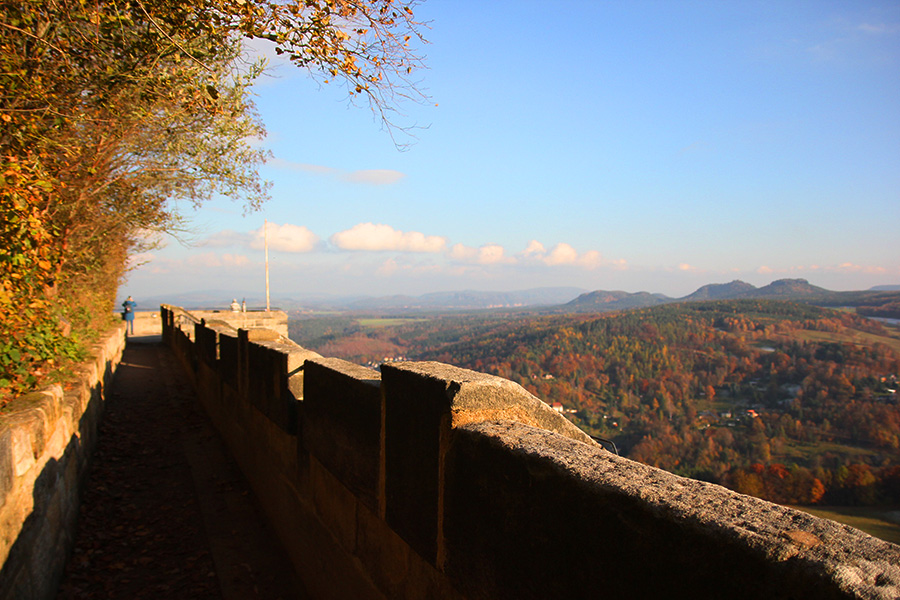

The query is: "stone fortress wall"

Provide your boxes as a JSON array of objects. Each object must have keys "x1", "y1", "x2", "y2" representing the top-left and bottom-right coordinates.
[
  {"x1": 161, "y1": 305, "x2": 900, "y2": 600},
  {"x1": 1, "y1": 306, "x2": 898, "y2": 600}
]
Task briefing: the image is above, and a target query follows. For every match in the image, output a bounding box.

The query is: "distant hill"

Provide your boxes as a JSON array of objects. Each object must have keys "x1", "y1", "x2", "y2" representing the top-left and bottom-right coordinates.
[
  {"x1": 564, "y1": 290, "x2": 670, "y2": 312},
  {"x1": 751, "y1": 278, "x2": 829, "y2": 298},
  {"x1": 562, "y1": 279, "x2": 900, "y2": 314},
  {"x1": 147, "y1": 279, "x2": 900, "y2": 314},
  {"x1": 682, "y1": 280, "x2": 756, "y2": 301}
]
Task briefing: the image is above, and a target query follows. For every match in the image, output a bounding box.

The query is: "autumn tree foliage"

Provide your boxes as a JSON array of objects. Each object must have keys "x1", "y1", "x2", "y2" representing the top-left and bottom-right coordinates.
[
  {"x1": 0, "y1": 0, "x2": 426, "y2": 401},
  {"x1": 368, "y1": 300, "x2": 900, "y2": 505}
]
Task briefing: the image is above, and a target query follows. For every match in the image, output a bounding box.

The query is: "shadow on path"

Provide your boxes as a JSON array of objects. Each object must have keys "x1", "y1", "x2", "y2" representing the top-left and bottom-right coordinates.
[{"x1": 57, "y1": 340, "x2": 306, "y2": 599}]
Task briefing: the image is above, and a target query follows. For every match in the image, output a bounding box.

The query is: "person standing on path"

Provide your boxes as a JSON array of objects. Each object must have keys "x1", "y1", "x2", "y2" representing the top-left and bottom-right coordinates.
[{"x1": 122, "y1": 295, "x2": 137, "y2": 335}]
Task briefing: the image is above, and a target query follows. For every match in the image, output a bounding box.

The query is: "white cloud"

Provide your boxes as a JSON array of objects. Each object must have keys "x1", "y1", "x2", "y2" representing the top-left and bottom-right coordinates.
[
  {"x1": 184, "y1": 252, "x2": 250, "y2": 268},
  {"x1": 268, "y1": 158, "x2": 405, "y2": 186},
  {"x1": 477, "y1": 244, "x2": 510, "y2": 264},
  {"x1": 448, "y1": 243, "x2": 478, "y2": 262},
  {"x1": 544, "y1": 243, "x2": 579, "y2": 266},
  {"x1": 267, "y1": 157, "x2": 338, "y2": 175},
  {"x1": 373, "y1": 257, "x2": 445, "y2": 277},
  {"x1": 331, "y1": 223, "x2": 447, "y2": 253},
  {"x1": 835, "y1": 262, "x2": 887, "y2": 274},
  {"x1": 222, "y1": 254, "x2": 250, "y2": 267},
  {"x1": 252, "y1": 223, "x2": 319, "y2": 253},
  {"x1": 522, "y1": 240, "x2": 546, "y2": 257},
  {"x1": 448, "y1": 243, "x2": 513, "y2": 265},
  {"x1": 857, "y1": 23, "x2": 900, "y2": 35},
  {"x1": 342, "y1": 169, "x2": 406, "y2": 185},
  {"x1": 521, "y1": 242, "x2": 607, "y2": 269},
  {"x1": 579, "y1": 250, "x2": 604, "y2": 268},
  {"x1": 757, "y1": 265, "x2": 774, "y2": 274},
  {"x1": 377, "y1": 258, "x2": 399, "y2": 276}
]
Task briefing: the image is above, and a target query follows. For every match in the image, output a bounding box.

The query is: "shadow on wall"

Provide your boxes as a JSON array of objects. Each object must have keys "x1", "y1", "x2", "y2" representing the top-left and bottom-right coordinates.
[
  {"x1": 0, "y1": 327, "x2": 125, "y2": 600},
  {"x1": 1, "y1": 450, "x2": 70, "y2": 599}
]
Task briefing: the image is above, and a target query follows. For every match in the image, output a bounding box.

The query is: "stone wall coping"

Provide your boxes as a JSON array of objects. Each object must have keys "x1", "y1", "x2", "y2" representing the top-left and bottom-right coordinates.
[
  {"x1": 203, "y1": 320, "x2": 239, "y2": 333},
  {"x1": 460, "y1": 420, "x2": 900, "y2": 599},
  {"x1": 255, "y1": 341, "x2": 322, "y2": 375},
  {"x1": 306, "y1": 357, "x2": 381, "y2": 384},
  {"x1": 382, "y1": 361, "x2": 595, "y2": 445},
  {"x1": 0, "y1": 387, "x2": 64, "y2": 478}
]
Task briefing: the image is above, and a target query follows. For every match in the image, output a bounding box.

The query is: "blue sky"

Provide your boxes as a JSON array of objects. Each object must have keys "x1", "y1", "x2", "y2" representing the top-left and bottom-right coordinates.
[{"x1": 125, "y1": 1, "x2": 900, "y2": 302}]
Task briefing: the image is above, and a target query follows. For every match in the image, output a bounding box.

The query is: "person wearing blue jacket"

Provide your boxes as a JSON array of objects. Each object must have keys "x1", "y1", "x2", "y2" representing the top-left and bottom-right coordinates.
[{"x1": 122, "y1": 295, "x2": 137, "y2": 335}]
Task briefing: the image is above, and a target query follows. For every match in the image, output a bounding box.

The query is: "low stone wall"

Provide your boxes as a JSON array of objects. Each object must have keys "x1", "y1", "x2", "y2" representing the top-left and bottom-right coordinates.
[
  {"x1": 161, "y1": 306, "x2": 900, "y2": 600},
  {"x1": 0, "y1": 324, "x2": 126, "y2": 600},
  {"x1": 189, "y1": 309, "x2": 289, "y2": 338}
]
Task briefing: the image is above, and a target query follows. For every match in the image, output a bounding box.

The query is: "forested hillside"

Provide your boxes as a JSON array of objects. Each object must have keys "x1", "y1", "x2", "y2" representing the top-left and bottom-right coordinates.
[{"x1": 293, "y1": 300, "x2": 900, "y2": 506}]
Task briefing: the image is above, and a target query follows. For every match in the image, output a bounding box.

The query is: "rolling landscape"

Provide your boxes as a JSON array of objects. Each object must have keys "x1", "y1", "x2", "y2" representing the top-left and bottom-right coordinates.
[
  {"x1": 288, "y1": 281, "x2": 900, "y2": 541},
  {"x1": 145, "y1": 278, "x2": 900, "y2": 315}
]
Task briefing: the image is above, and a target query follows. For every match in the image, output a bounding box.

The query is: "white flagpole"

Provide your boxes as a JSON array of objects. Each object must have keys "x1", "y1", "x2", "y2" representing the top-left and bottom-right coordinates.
[{"x1": 265, "y1": 219, "x2": 271, "y2": 311}]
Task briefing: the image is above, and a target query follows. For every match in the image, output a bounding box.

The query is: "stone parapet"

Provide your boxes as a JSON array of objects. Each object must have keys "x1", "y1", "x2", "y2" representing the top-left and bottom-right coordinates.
[
  {"x1": 444, "y1": 420, "x2": 900, "y2": 600},
  {"x1": 303, "y1": 358, "x2": 381, "y2": 511},
  {"x1": 189, "y1": 309, "x2": 289, "y2": 338},
  {"x1": 0, "y1": 324, "x2": 126, "y2": 600},
  {"x1": 379, "y1": 361, "x2": 595, "y2": 563},
  {"x1": 161, "y1": 305, "x2": 900, "y2": 600}
]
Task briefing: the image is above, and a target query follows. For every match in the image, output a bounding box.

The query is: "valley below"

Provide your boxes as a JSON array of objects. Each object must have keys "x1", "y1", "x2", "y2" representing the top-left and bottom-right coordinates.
[{"x1": 288, "y1": 289, "x2": 900, "y2": 542}]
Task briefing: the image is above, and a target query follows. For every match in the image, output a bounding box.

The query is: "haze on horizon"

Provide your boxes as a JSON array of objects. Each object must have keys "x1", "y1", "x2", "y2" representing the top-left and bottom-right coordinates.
[{"x1": 123, "y1": 1, "x2": 900, "y2": 303}]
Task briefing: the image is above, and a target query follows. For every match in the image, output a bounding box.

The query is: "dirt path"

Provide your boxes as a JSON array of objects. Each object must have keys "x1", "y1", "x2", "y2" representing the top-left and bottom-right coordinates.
[{"x1": 57, "y1": 338, "x2": 307, "y2": 599}]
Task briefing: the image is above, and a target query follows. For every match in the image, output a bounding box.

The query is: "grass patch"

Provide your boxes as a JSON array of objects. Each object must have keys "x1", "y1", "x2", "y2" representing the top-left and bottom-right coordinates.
[
  {"x1": 771, "y1": 440, "x2": 882, "y2": 467},
  {"x1": 357, "y1": 318, "x2": 429, "y2": 329},
  {"x1": 791, "y1": 505, "x2": 900, "y2": 545},
  {"x1": 786, "y1": 328, "x2": 900, "y2": 354}
]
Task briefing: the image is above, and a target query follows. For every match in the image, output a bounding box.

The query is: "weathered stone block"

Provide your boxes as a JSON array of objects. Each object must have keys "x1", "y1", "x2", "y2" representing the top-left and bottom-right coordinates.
[
  {"x1": 355, "y1": 498, "x2": 466, "y2": 600},
  {"x1": 10, "y1": 429, "x2": 34, "y2": 480},
  {"x1": 354, "y1": 498, "x2": 411, "y2": 597},
  {"x1": 0, "y1": 432, "x2": 12, "y2": 509},
  {"x1": 311, "y1": 457, "x2": 359, "y2": 554},
  {"x1": 202, "y1": 324, "x2": 220, "y2": 366},
  {"x1": 443, "y1": 420, "x2": 900, "y2": 600},
  {"x1": 303, "y1": 358, "x2": 381, "y2": 509},
  {"x1": 218, "y1": 331, "x2": 239, "y2": 387},
  {"x1": 1, "y1": 389, "x2": 63, "y2": 470},
  {"x1": 380, "y1": 361, "x2": 595, "y2": 563},
  {"x1": 245, "y1": 328, "x2": 282, "y2": 342},
  {"x1": 239, "y1": 338, "x2": 321, "y2": 434},
  {"x1": 286, "y1": 347, "x2": 322, "y2": 401}
]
